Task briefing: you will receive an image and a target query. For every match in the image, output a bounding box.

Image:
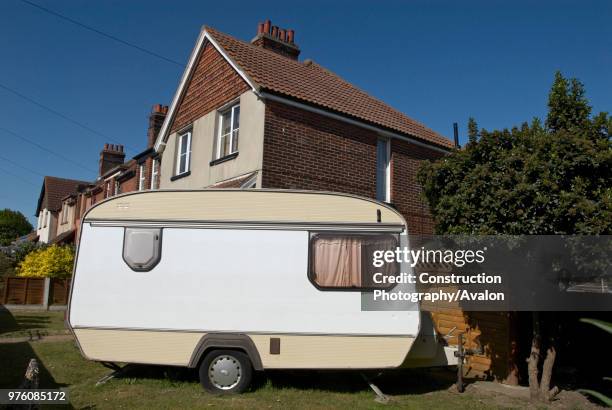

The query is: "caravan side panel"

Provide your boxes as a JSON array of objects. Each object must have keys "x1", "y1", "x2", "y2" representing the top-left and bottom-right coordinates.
[{"x1": 70, "y1": 222, "x2": 418, "y2": 368}]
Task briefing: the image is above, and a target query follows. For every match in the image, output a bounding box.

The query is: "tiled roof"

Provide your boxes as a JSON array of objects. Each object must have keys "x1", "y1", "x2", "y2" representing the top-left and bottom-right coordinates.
[
  {"x1": 37, "y1": 176, "x2": 89, "y2": 214},
  {"x1": 206, "y1": 26, "x2": 453, "y2": 148}
]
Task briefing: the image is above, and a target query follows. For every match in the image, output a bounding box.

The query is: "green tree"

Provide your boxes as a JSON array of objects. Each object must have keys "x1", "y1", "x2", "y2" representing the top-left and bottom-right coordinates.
[
  {"x1": 0, "y1": 209, "x2": 33, "y2": 246},
  {"x1": 467, "y1": 117, "x2": 479, "y2": 144},
  {"x1": 546, "y1": 71, "x2": 592, "y2": 133},
  {"x1": 418, "y1": 72, "x2": 611, "y2": 402},
  {"x1": 0, "y1": 251, "x2": 14, "y2": 276}
]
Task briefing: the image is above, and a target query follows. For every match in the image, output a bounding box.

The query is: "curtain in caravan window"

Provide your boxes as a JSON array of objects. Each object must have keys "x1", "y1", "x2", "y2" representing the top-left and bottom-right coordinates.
[
  {"x1": 311, "y1": 234, "x2": 399, "y2": 289},
  {"x1": 312, "y1": 236, "x2": 362, "y2": 287}
]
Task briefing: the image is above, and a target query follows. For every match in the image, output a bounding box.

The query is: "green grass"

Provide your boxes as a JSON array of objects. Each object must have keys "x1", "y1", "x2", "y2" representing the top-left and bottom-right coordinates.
[
  {"x1": 0, "y1": 309, "x2": 67, "y2": 338},
  {"x1": 0, "y1": 340, "x2": 514, "y2": 409},
  {"x1": 0, "y1": 311, "x2": 521, "y2": 409}
]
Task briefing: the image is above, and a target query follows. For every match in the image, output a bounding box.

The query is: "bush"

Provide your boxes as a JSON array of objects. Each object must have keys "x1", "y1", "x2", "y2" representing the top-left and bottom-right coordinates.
[{"x1": 16, "y1": 245, "x2": 75, "y2": 278}]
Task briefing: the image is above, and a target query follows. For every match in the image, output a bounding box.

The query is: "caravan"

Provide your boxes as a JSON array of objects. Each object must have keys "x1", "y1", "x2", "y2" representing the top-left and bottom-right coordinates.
[{"x1": 68, "y1": 190, "x2": 456, "y2": 393}]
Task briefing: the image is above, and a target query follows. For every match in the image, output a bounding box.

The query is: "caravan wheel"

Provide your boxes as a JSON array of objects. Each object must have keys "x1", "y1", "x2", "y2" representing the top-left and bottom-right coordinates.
[{"x1": 199, "y1": 350, "x2": 253, "y2": 394}]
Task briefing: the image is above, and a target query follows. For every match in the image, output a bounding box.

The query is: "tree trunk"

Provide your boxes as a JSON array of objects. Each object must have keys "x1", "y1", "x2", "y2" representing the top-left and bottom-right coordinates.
[
  {"x1": 504, "y1": 312, "x2": 520, "y2": 385},
  {"x1": 540, "y1": 345, "x2": 559, "y2": 401},
  {"x1": 527, "y1": 312, "x2": 559, "y2": 402},
  {"x1": 527, "y1": 312, "x2": 542, "y2": 401}
]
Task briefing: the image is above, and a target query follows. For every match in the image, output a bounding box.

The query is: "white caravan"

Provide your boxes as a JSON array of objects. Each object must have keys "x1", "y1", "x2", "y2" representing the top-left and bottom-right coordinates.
[{"x1": 68, "y1": 190, "x2": 457, "y2": 394}]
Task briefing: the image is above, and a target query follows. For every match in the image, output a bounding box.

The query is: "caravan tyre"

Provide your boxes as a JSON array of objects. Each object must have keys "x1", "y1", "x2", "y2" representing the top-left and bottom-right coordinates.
[{"x1": 199, "y1": 350, "x2": 253, "y2": 394}]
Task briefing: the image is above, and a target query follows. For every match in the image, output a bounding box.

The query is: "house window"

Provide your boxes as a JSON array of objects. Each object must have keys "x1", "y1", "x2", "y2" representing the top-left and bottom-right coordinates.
[
  {"x1": 105, "y1": 181, "x2": 111, "y2": 198},
  {"x1": 151, "y1": 158, "x2": 159, "y2": 189},
  {"x1": 115, "y1": 180, "x2": 121, "y2": 195},
  {"x1": 376, "y1": 139, "x2": 391, "y2": 202},
  {"x1": 176, "y1": 131, "x2": 191, "y2": 175},
  {"x1": 216, "y1": 104, "x2": 240, "y2": 159},
  {"x1": 60, "y1": 204, "x2": 67, "y2": 224},
  {"x1": 43, "y1": 210, "x2": 47, "y2": 228},
  {"x1": 138, "y1": 164, "x2": 146, "y2": 191},
  {"x1": 309, "y1": 233, "x2": 399, "y2": 290}
]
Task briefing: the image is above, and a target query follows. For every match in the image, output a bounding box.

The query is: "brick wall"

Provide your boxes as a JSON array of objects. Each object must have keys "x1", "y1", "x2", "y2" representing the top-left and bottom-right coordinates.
[
  {"x1": 170, "y1": 42, "x2": 249, "y2": 134},
  {"x1": 391, "y1": 139, "x2": 445, "y2": 235},
  {"x1": 261, "y1": 100, "x2": 378, "y2": 198}
]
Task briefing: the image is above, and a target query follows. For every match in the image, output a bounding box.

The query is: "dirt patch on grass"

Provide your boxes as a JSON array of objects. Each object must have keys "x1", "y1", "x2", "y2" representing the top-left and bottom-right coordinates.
[{"x1": 465, "y1": 381, "x2": 602, "y2": 409}]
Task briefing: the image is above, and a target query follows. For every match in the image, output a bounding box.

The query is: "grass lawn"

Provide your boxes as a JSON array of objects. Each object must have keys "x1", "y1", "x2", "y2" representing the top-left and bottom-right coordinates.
[
  {"x1": 0, "y1": 339, "x2": 512, "y2": 409},
  {"x1": 0, "y1": 309, "x2": 67, "y2": 338},
  {"x1": 0, "y1": 310, "x2": 525, "y2": 409}
]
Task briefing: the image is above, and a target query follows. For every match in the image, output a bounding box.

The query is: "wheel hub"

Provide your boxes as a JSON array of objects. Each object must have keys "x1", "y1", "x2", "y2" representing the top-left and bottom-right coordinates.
[{"x1": 209, "y1": 355, "x2": 242, "y2": 390}]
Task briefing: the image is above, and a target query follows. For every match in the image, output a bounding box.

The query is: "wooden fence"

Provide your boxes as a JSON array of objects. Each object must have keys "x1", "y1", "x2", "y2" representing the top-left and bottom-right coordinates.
[{"x1": 1, "y1": 277, "x2": 71, "y2": 306}]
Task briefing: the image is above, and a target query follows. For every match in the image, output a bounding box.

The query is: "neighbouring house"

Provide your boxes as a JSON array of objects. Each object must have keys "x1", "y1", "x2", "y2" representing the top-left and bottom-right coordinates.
[
  {"x1": 35, "y1": 176, "x2": 89, "y2": 244},
  {"x1": 152, "y1": 20, "x2": 513, "y2": 381},
  {"x1": 55, "y1": 104, "x2": 168, "y2": 244}
]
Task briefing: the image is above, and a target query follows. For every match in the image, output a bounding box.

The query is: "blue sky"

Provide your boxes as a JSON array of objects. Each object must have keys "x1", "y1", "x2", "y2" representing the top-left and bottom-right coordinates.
[{"x1": 1, "y1": 0, "x2": 610, "y2": 225}]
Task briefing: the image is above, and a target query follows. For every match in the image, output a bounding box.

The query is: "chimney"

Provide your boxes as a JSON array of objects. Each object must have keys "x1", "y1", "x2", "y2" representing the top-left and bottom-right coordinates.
[
  {"x1": 251, "y1": 19, "x2": 300, "y2": 60},
  {"x1": 99, "y1": 143, "x2": 125, "y2": 176},
  {"x1": 148, "y1": 104, "x2": 169, "y2": 148}
]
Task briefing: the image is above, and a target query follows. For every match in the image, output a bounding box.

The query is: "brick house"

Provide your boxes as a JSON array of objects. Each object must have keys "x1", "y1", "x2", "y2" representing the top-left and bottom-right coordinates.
[
  {"x1": 35, "y1": 176, "x2": 89, "y2": 244},
  {"x1": 151, "y1": 20, "x2": 514, "y2": 380},
  {"x1": 55, "y1": 104, "x2": 168, "y2": 244}
]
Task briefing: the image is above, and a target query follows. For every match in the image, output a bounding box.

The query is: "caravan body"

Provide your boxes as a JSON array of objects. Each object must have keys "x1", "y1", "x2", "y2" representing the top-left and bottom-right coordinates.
[{"x1": 69, "y1": 190, "x2": 454, "y2": 392}]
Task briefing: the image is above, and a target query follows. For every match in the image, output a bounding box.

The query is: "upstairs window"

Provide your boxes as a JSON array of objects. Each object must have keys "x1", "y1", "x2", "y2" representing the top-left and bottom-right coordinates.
[
  {"x1": 115, "y1": 180, "x2": 121, "y2": 195},
  {"x1": 60, "y1": 204, "x2": 68, "y2": 224},
  {"x1": 376, "y1": 139, "x2": 391, "y2": 202},
  {"x1": 216, "y1": 104, "x2": 240, "y2": 159},
  {"x1": 176, "y1": 131, "x2": 192, "y2": 175},
  {"x1": 105, "y1": 181, "x2": 111, "y2": 198},
  {"x1": 309, "y1": 233, "x2": 399, "y2": 290},
  {"x1": 138, "y1": 164, "x2": 146, "y2": 191},
  {"x1": 151, "y1": 158, "x2": 160, "y2": 189}
]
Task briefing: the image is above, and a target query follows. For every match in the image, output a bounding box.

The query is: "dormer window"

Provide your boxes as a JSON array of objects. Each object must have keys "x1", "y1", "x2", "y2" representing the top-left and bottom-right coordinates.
[{"x1": 216, "y1": 104, "x2": 240, "y2": 159}]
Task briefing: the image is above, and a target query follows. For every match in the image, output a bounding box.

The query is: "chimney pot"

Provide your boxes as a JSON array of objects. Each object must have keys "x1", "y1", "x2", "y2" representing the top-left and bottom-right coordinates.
[
  {"x1": 104, "y1": 143, "x2": 109, "y2": 150},
  {"x1": 257, "y1": 22, "x2": 264, "y2": 34},
  {"x1": 252, "y1": 20, "x2": 300, "y2": 60}
]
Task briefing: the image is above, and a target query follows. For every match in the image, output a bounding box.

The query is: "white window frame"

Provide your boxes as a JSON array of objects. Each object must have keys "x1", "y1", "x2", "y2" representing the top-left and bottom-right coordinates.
[
  {"x1": 151, "y1": 158, "x2": 159, "y2": 190},
  {"x1": 43, "y1": 210, "x2": 47, "y2": 228},
  {"x1": 216, "y1": 104, "x2": 240, "y2": 159},
  {"x1": 138, "y1": 164, "x2": 146, "y2": 191},
  {"x1": 376, "y1": 138, "x2": 391, "y2": 202},
  {"x1": 105, "y1": 181, "x2": 111, "y2": 198},
  {"x1": 175, "y1": 131, "x2": 192, "y2": 176},
  {"x1": 115, "y1": 180, "x2": 121, "y2": 195}
]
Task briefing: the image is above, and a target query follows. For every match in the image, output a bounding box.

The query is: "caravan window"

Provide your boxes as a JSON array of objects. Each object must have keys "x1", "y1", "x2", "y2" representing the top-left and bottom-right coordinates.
[
  {"x1": 309, "y1": 233, "x2": 399, "y2": 290},
  {"x1": 123, "y1": 228, "x2": 162, "y2": 272}
]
